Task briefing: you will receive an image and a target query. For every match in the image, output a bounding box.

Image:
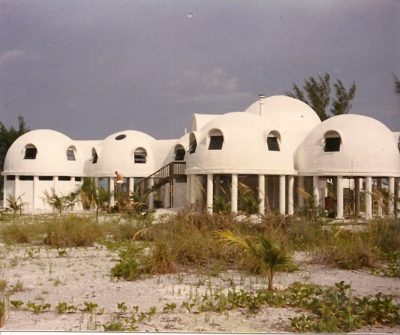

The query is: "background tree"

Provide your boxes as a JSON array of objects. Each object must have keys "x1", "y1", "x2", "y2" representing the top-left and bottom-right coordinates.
[
  {"x1": 286, "y1": 73, "x2": 356, "y2": 120},
  {"x1": 394, "y1": 75, "x2": 400, "y2": 94},
  {"x1": 0, "y1": 115, "x2": 29, "y2": 193}
]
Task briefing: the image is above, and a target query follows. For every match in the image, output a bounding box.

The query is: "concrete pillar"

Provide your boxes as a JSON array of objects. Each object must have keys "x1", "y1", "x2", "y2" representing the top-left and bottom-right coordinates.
[
  {"x1": 186, "y1": 174, "x2": 191, "y2": 206},
  {"x1": 164, "y1": 182, "x2": 171, "y2": 208},
  {"x1": 15, "y1": 175, "x2": 20, "y2": 200},
  {"x1": 148, "y1": 178, "x2": 154, "y2": 210},
  {"x1": 94, "y1": 177, "x2": 99, "y2": 188},
  {"x1": 53, "y1": 176, "x2": 59, "y2": 193},
  {"x1": 279, "y1": 175, "x2": 286, "y2": 215},
  {"x1": 128, "y1": 177, "x2": 134, "y2": 195},
  {"x1": 298, "y1": 176, "x2": 304, "y2": 208},
  {"x1": 3, "y1": 176, "x2": 7, "y2": 208},
  {"x1": 258, "y1": 174, "x2": 265, "y2": 215},
  {"x1": 388, "y1": 177, "x2": 395, "y2": 217},
  {"x1": 33, "y1": 176, "x2": 39, "y2": 210},
  {"x1": 288, "y1": 175, "x2": 294, "y2": 215},
  {"x1": 207, "y1": 174, "x2": 213, "y2": 214},
  {"x1": 365, "y1": 176, "x2": 372, "y2": 219},
  {"x1": 231, "y1": 174, "x2": 238, "y2": 213},
  {"x1": 377, "y1": 178, "x2": 383, "y2": 218},
  {"x1": 190, "y1": 175, "x2": 197, "y2": 207},
  {"x1": 109, "y1": 177, "x2": 115, "y2": 207},
  {"x1": 336, "y1": 176, "x2": 344, "y2": 219},
  {"x1": 396, "y1": 178, "x2": 400, "y2": 218},
  {"x1": 355, "y1": 178, "x2": 361, "y2": 217},
  {"x1": 313, "y1": 176, "x2": 320, "y2": 209}
]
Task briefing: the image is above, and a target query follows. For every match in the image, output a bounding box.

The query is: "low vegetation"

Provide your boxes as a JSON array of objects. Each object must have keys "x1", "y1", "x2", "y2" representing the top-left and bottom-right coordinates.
[{"x1": 0, "y1": 209, "x2": 399, "y2": 331}]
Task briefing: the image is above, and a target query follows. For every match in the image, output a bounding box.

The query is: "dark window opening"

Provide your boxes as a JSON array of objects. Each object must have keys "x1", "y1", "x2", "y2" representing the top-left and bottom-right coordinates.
[
  {"x1": 175, "y1": 148, "x2": 185, "y2": 161},
  {"x1": 24, "y1": 147, "x2": 37, "y2": 159},
  {"x1": 115, "y1": 134, "x2": 126, "y2": 140},
  {"x1": 189, "y1": 140, "x2": 197, "y2": 154},
  {"x1": 59, "y1": 176, "x2": 71, "y2": 181},
  {"x1": 39, "y1": 176, "x2": 53, "y2": 181},
  {"x1": 324, "y1": 137, "x2": 341, "y2": 152},
  {"x1": 67, "y1": 148, "x2": 75, "y2": 161},
  {"x1": 267, "y1": 136, "x2": 280, "y2": 151},
  {"x1": 398, "y1": 137, "x2": 400, "y2": 153},
  {"x1": 7, "y1": 175, "x2": 15, "y2": 181},
  {"x1": 75, "y1": 177, "x2": 82, "y2": 182},
  {"x1": 209, "y1": 135, "x2": 224, "y2": 150},
  {"x1": 92, "y1": 148, "x2": 98, "y2": 164},
  {"x1": 134, "y1": 148, "x2": 147, "y2": 164},
  {"x1": 20, "y1": 176, "x2": 33, "y2": 181}
]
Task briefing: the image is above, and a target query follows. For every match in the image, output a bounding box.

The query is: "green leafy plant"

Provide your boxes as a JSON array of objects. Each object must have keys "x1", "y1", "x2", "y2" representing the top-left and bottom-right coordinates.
[
  {"x1": 81, "y1": 301, "x2": 98, "y2": 313},
  {"x1": 26, "y1": 301, "x2": 51, "y2": 314},
  {"x1": 10, "y1": 300, "x2": 24, "y2": 309},
  {"x1": 56, "y1": 302, "x2": 77, "y2": 314},
  {"x1": 6, "y1": 195, "x2": 25, "y2": 216},
  {"x1": 218, "y1": 231, "x2": 290, "y2": 290}
]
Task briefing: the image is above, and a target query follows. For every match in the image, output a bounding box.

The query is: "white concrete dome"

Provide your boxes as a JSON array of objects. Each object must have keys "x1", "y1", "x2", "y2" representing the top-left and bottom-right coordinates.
[
  {"x1": 88, "y1": 130, "x2": 157, "y2": 177},
  {"x1": 3, "y1": 129, "x2": 83, "y2": 176},
  {"x1": 186, "y1": 112, "x2": 295, "y2": 175},
  {"x1": 245, "y1": 95, "x2": 321, "y2": 152},
  {"x1": 295, "y1": 114, "x2": 400, "y2": 177}
]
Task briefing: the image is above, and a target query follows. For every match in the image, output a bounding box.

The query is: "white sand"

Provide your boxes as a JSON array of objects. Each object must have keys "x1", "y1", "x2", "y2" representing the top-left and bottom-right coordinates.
[{"x1": 0, "y1": 244, "x2": 399, "y2": 333}]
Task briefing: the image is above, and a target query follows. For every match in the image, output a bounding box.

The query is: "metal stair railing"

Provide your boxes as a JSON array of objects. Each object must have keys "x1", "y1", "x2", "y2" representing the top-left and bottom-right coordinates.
[{"x1": 135, "y1": 161, "x2": 186, "y2": 196}]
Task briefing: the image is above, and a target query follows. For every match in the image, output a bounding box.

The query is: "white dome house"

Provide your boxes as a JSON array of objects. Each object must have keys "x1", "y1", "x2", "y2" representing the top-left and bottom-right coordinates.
[
  {"x1": 3, "y1": 129, "x2": 85, "y2": 211},
  {"x1": 295, "y1": 114, "x2": 400, "y2": 219},
  {"x1": 186, "y1": 112, "x2": 297, "y2": 215}
]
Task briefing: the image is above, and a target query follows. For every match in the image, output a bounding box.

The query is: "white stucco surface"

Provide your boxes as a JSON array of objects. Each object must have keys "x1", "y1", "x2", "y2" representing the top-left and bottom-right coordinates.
[
  {"x1": 186, "y1": 112, "x2": 295, "y2": 175},
  {"x1": 3, "y1": 129, "x2": 83, "y2": 176},
  {"x1": 295, "y1": 114, "x2": 400, "y2": 177},
  {"x1": 88, "y1": 130, "x2": 157, "y2": 177}
]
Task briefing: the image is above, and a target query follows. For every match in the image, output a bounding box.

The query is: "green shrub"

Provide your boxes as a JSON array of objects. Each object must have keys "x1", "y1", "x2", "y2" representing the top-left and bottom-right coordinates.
[{"x1": 111, "y1": 244, "x2": 149, "y2": 281}]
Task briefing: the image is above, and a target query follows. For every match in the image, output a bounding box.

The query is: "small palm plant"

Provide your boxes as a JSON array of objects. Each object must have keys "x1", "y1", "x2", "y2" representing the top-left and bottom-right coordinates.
[
  {"x1": 7, "y1": 195, "x2": 25, "y2": 216},
  {"x1": 218, "y1": 231, "x2": 290, "y2": 290}
]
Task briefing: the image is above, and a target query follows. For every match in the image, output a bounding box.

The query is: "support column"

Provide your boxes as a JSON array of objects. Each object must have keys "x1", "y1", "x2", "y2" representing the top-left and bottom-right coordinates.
[
  {"x1": 388, "y1": 177, "x2": 395, "y2": 217},
  {"x1": 148, "y1": 178, "x2": 154, "y2": 210},
  {"x1": 336, "y1": 176, "x2": 344, "y2": 219},
  {"x1": 355, "y1": 178, "x2": 361, "y2": 217},
  {"x1": 279, "y1": 175, "x2": 286, "y2": 215},
  {"x1": 288, "y1": 175, "x2": 294, "y2": 215},
  {"x1": 298, "y1": 176, "x2": 304, "y2": 208},
  {"x1": 231, "y1": 174, "x2": 238, "y2": 213},
  {"x1": 164, "y1": 182, "x2": 171, "y2": 208},
  {"x1": 365, "y1": 176, "x2": 372, "y2": 219},
  {"x1": 33, "y1": 176, "x2": 39, "y2": 210},
  {"x1": 53, "y1": 176, "x2": 59, "y2": 193},
  {"x1": 14, "y1": 175, "x2": 20, "y2": 200},
  {"x1": 109, "y1": 177, "x2": 115, "y2": 208},
  {"x1": 258, "y1": 175, "x2": 265, "y2": 215},
  {"x1": 186, "y1": 174, "x2": 191, "y2": 206},
  {"x1": 377, "y1": 178, "x2": 383, "y2": 218},
  {"x1": 313, "y1": 176, "x2": 320, "y2": 209},
  {"x1": 206, "y1": 174, "x2": 213, "y2": 214},
  {"x1": 396, "y1": 178, "x2": 400, "y2": 218},
  {"x1": 3, "y1": 176, "x2": 7, "y2": 208},
  {"x1": 190, "y1": 175, "x2": 197, "y2": 207},
  {"x1": 128, "y1": 177, "x2": 134, "y2": 195}
]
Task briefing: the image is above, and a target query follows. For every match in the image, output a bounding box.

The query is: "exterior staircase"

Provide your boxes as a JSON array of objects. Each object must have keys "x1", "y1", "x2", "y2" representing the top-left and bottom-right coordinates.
[{"x1": 136, "y1": 161, "x2": 186, "y2": 207}]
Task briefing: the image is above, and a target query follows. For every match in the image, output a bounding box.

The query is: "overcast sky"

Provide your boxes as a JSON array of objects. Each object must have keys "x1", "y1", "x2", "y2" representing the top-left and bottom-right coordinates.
[{"x1": 0, "y1": 0, "x2": 399, "y2": 140}]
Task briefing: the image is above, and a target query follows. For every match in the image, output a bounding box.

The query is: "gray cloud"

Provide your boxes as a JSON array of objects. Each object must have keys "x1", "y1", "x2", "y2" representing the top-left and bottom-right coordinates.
[{"x1": 0, "y1": 0, "x2": 398, "y2": 139}]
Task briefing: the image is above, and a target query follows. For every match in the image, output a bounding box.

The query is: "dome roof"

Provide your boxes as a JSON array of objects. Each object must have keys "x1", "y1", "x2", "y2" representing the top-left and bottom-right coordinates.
[
  {"x1": 3, "y1": 129, "x2": 83, "y2": 176},
  {"x1": 88, "y1": 130, "x2": 157, "y2": 177},
  {"x1": 244, "y1": 95, "x2": 321, "y2": 152},
  {"x1": 186, "y1": 112, "x2": 295, "y2": 175},
  {"x1": 295, "y1": 114, "x2": 400, "y2": 177}
]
